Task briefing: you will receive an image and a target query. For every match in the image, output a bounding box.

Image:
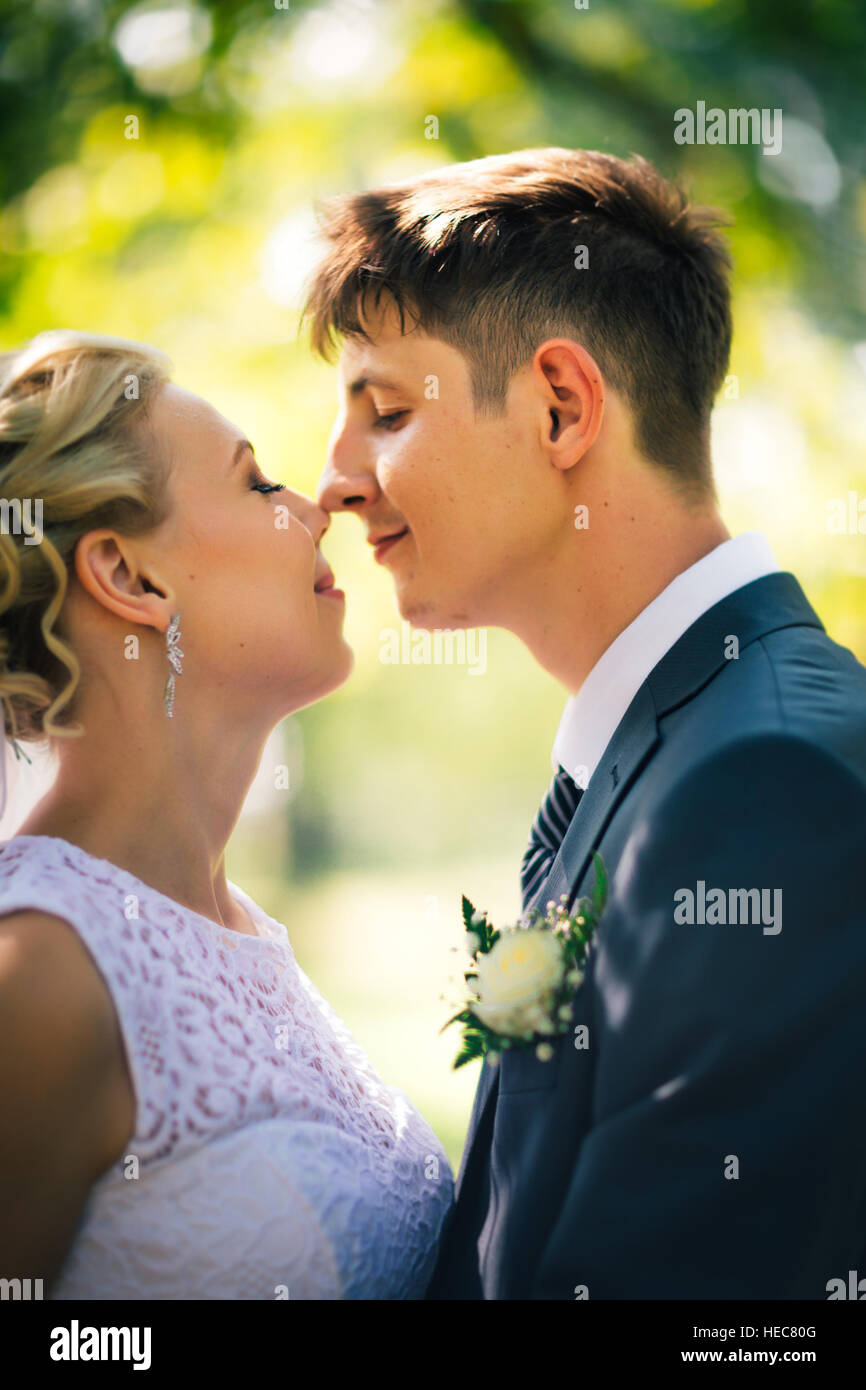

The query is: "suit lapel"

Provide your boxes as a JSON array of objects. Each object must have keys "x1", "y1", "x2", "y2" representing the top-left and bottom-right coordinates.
[
  {"x1": 533, "y1": 680, "x2": 659, "y2": 913},
  {"x1": 453, "y1": 1055, "x2": 498, "y2": 1201},
  {"x1": 449, "y1": 572, "x2": 824, "y2": 1216},
  {"x1": 531, "y1": 570, "x2": 824, "y2": 914}
]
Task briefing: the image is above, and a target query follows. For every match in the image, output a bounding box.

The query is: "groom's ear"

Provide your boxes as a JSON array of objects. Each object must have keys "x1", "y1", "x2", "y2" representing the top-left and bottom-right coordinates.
[{"x1": 533, "y1": 339, "x2": 605, "y2": 471}]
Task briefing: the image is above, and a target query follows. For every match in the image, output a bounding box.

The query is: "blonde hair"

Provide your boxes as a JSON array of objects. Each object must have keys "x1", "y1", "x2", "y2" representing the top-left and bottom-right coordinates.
[{"x1": 0, "y1": 331, "x2": 172, "y2": 742}]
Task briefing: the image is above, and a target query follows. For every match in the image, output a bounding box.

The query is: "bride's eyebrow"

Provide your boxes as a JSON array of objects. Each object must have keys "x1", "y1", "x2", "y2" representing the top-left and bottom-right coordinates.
[{"x1": 227, "y1": 438, "x2": 255, "y2": 472}]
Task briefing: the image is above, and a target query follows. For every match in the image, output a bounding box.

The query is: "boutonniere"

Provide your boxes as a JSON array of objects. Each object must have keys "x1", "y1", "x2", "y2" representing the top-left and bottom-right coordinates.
[{"x1": 442, "y1": 852, "x2": 608, "y2": 1070}]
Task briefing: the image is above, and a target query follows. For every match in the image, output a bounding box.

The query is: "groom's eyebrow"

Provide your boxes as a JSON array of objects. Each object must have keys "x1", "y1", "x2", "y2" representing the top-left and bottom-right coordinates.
[{"x1": 347, "y1": 372, "x2": 402, "y2": 396}]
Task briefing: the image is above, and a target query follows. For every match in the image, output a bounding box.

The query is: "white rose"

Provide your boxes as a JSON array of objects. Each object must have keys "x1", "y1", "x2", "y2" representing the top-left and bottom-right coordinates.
[{"x1": 472, "y1": 929, "x2": 565, "y2": 1036}]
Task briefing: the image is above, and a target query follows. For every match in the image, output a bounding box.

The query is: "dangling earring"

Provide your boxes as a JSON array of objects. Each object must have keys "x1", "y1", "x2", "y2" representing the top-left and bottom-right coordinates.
[{"x1": 163, "y1": 612, "x2": 183, "y2": 718}]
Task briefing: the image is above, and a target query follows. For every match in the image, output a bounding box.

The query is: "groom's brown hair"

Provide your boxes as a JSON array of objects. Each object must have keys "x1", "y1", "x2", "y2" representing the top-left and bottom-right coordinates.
[{"x1": 305, "y1": 147, "x2": 733, "y2": 499}]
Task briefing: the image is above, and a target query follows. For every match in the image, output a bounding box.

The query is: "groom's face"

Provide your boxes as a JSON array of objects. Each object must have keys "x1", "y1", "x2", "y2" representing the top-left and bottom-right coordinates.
[{"x1": 317, "y1": 299, "x2": 560, "y2": 630}]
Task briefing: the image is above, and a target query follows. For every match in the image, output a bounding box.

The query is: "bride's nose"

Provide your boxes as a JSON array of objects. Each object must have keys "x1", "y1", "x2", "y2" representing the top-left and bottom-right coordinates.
[{"x1": 288, "y1": 490, "x2": 330, "y2": 546}]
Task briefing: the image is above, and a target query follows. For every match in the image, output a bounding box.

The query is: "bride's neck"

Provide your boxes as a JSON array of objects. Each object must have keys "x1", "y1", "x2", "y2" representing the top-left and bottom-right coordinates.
[{"x1": 17, "y1": 704, "x2": 272, "y2": 931}]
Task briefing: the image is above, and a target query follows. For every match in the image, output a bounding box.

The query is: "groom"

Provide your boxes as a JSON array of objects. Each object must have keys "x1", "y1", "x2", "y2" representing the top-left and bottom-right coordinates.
[{"x1": 308, "y1": 148, "x2": 866, "y2": 1299}]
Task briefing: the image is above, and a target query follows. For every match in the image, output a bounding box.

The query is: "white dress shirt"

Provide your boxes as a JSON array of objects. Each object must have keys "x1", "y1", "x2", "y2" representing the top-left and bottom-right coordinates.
[{"x1": 552, "y1": 531, "x2": 780, "y2": 787}]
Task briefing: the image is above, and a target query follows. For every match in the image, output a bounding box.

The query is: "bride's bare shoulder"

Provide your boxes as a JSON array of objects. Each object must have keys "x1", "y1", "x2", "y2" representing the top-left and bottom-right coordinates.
[{"x1": 0, "y1": 908, "x2": 136, "y2": 1282}]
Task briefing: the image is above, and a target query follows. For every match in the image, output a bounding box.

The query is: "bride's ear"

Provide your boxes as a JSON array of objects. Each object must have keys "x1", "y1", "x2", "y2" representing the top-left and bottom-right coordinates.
[
  {"x1": 73, "y1": 529, "x2": 175, "y2": 631},
  {"x1": 534, "y1": 339, "x2": 605, "y2": 472}
]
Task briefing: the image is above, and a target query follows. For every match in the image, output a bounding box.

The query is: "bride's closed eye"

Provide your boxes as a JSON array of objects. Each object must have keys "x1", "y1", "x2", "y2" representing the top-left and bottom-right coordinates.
[{"x1": 249, "y1": 467, "x2": 285, "y2": 495}]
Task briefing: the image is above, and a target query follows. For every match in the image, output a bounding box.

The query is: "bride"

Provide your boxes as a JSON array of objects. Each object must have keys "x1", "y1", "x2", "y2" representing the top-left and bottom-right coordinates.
[{"x1": 0, "y1": 330, "x2": 453, "y2": 1299}]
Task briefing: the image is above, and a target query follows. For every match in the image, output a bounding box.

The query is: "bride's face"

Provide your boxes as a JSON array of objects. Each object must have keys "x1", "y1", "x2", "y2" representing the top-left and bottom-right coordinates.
[{"x1": 145, "y1": 384, "x2": 353, "y2": 715}]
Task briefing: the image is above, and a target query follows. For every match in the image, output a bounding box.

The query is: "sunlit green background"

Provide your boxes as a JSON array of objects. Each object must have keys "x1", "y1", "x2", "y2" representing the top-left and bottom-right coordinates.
[{"x1": 1, "y1": 0, "x2": 864, "y2": 1168}]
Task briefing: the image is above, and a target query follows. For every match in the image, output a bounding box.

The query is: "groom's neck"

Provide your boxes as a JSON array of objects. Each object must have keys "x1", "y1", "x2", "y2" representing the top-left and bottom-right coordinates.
[{"x1": 505, "y1": 486, "x2": 730, "y2": 696}]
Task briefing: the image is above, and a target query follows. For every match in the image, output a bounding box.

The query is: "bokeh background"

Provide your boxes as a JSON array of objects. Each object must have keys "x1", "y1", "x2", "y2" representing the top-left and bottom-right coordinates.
[{"x1": 1, "y1": 0, "x2": 864, "y2": 1167}]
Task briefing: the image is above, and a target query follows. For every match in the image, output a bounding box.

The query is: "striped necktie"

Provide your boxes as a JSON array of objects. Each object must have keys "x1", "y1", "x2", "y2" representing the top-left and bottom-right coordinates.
[{"x1": 520, "y1": 766, "x2": 584, "y2": 911}]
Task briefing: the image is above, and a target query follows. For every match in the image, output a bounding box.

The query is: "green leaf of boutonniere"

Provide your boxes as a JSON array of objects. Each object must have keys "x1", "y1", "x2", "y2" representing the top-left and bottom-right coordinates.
[
  {"x1": 443, "y1": 852, "x2": 610, "y2": 1070},
  {"x1": 461, "y1": 895, "x2": 499, "y2": 955}
]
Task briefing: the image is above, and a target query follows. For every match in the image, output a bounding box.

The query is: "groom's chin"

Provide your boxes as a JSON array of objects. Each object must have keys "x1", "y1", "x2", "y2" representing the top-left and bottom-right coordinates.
[
  {"x1": 397, "y1": 600, "x2": 474, "y2": 632},
  {"x1": 392, "y1": 576, "x2": 477, "y2": 631}
]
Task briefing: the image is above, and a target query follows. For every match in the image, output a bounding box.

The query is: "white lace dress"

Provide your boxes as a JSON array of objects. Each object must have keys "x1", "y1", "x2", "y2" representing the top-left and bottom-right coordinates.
[{"x1": 0, "y1": 835, "x2": 453, "y2": 1300}]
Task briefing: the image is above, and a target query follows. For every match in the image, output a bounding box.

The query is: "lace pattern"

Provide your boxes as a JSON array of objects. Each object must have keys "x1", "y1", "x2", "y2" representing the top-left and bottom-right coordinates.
[{"x1": 0, "y1": 835, "x2": 453, "y2": 1299}]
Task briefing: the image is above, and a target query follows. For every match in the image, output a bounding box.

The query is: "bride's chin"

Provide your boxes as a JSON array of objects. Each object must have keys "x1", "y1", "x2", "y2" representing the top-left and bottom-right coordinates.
[
  {"x1": 332, "y1": 641, "x2": 355, "y2": 687},
  {"x1": 281, "y1": 644, "x2": 355, "y2": 715}
]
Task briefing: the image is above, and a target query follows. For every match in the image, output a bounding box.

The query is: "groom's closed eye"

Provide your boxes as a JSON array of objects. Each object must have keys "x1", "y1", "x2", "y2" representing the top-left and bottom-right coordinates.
[{"x1": 374, "y1": 411, "x2": 408, "y2": 431}]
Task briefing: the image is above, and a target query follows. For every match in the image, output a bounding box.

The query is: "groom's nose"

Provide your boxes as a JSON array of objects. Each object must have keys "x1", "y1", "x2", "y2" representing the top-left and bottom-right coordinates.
[{"x1": 317, "y1": 423, "x2": 379, "y2": 515}]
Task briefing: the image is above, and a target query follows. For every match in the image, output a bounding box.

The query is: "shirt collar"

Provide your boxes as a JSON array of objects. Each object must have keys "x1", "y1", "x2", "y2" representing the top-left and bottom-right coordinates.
[{"x1": 552, "y1": 531, "x2": 780, "y2": 785}]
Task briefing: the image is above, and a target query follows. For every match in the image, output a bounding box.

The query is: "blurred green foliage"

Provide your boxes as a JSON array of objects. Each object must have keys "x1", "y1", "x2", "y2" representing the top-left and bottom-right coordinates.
[{"x1": 1, "y1": 0, "x2": 864, "y2": 1164}]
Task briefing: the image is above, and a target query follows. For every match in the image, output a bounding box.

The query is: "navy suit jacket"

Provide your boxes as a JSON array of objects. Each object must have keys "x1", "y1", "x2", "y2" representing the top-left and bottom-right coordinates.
[{"x1": 427, "y1": 572, "x2": 866, "y2": 1299}]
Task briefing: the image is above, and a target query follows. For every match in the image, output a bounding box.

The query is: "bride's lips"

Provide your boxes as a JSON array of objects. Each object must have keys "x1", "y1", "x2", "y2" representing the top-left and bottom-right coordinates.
[
  {"x1": 369, "y1": 526, "x2": 410, "y2": 564},
  {"x1": 314, "y1": 565, "x2": 345, "y2": 602}
]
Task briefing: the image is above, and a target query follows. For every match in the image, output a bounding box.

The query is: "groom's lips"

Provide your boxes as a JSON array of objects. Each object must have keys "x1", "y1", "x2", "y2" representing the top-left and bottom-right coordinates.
[{"x1": 369, "y1": 526, "x2": 410, "y2": 564}]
